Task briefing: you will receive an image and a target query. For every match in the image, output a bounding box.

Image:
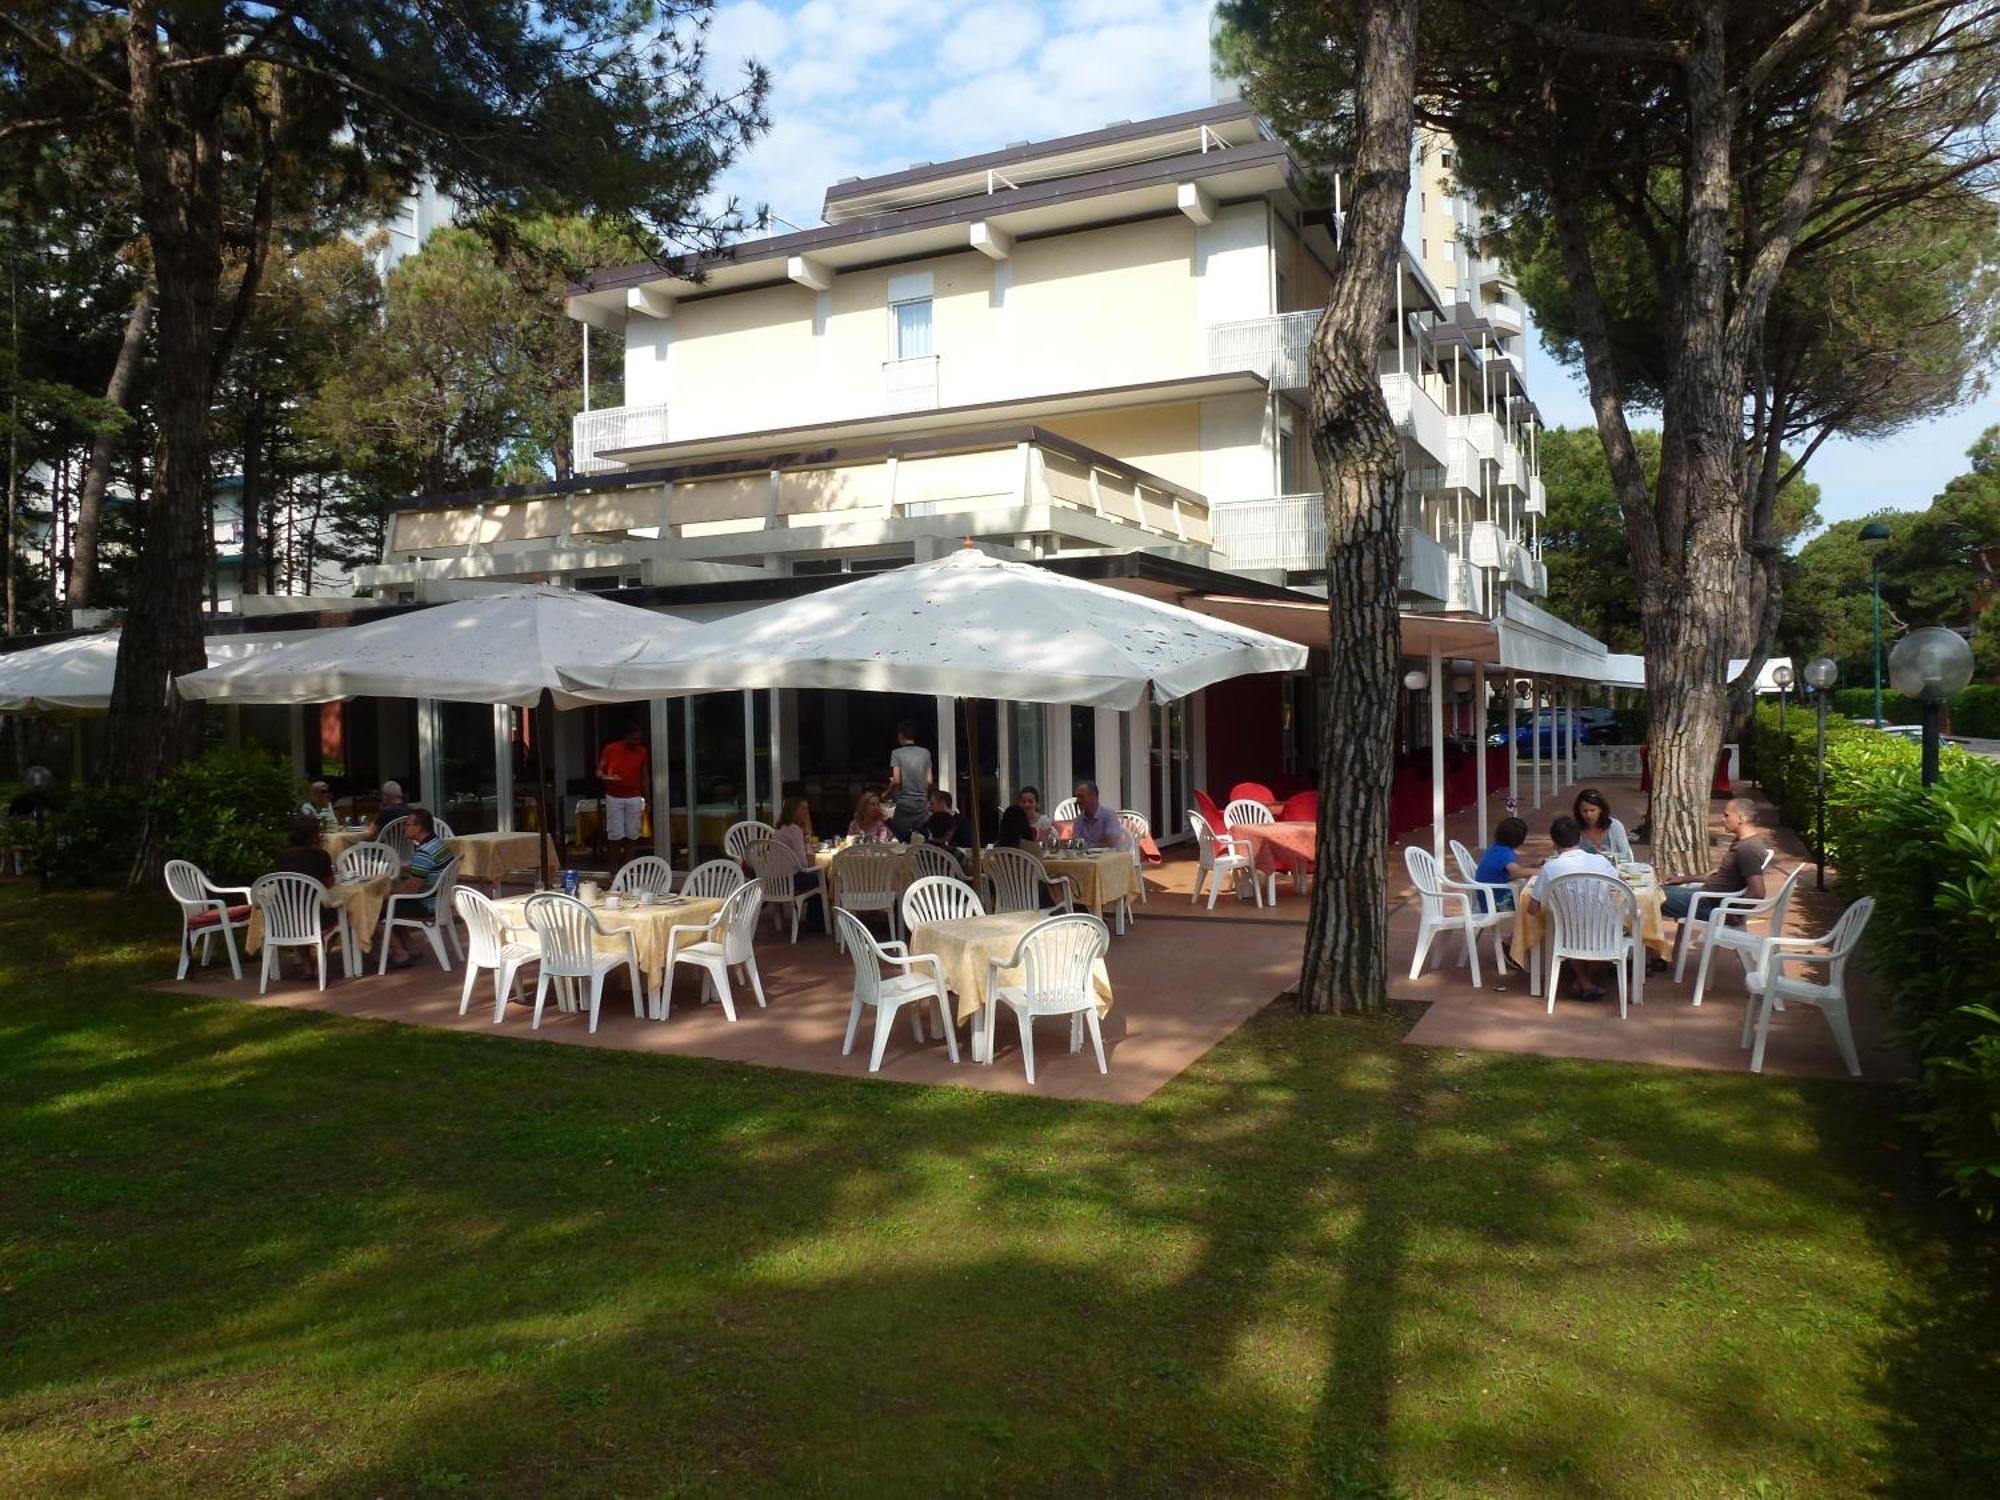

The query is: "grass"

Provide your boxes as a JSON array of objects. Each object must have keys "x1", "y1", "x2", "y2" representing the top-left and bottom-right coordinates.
[{"x1": 1, "y1": 886, "x2": 1995, "y2": 1498}]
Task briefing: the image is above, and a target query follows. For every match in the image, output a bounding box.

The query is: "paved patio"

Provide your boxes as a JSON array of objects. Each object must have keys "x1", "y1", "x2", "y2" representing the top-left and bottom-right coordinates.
[{"x1": 160, "y1": 774, "x2": 1896, "y2": 1101}]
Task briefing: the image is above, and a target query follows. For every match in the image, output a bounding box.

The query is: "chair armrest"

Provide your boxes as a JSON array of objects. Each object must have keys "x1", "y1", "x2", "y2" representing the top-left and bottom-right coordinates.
[
  {"x1": 664, "y1": 921, "x2": 713, "y2": 943},
  {"x1": 1682, "y1": 887, "x2": 1742, "y2": 918},
  {"x1": 878, "y1": 940, "x2": 910, "y2": 956},
  {"x1": 1705, "y1": 891, "x2": 1773, "y2": 922},
  {"x1": 205, "y1": 882, "x2": 255, "y2": 903},
  {"x1": 1218, "y1": 835, "x2": 1255, "y2": 859},
  {"x1": 1439, "y1": 876, "x2": 1496, "y2": 915},
  {"x1": 1045, "y1": 875, "x2": 1076, "y2": 900}
]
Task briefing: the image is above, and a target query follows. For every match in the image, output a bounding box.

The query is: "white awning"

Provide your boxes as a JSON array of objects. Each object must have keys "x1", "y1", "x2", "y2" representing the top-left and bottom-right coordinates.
[{"x1": 0, "y1": 629, "x2": 321, "y2": 713}]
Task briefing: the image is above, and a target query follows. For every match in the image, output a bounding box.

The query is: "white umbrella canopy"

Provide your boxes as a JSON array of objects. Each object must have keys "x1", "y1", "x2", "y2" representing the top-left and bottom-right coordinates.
[
  {"x1": 558, "y1": 548, "x2": 1308, "y2": 708},
  {"x1": 0, "y1": 629, "x2": 318, "y2": 713},
  {"x1": 175, "y1": 585, "x2": 693, "y2": 708}
]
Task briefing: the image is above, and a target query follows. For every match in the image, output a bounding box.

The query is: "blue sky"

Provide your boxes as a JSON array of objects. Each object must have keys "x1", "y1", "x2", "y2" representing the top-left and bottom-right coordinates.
[{"x1": 700, "y1": 0, "x2": 1998, "y2": 540}]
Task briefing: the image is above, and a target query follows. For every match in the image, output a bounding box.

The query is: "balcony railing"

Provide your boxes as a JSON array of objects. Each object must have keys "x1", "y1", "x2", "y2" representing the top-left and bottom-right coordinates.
[
  {"x1": 1466, "y1": 519, "x2": 1509, "y2": 570},
  {"x1": 1458, "y1": 412, "x2": 1498, "y2": 465},
  {"x1": 1443, "y1": 435, "x2": 1476, "y2": 492},
  {"x1": 884, "y1": 354, "x2": 940, "y2": 412},
  {"x1": 1525, "y1": 473, "x2": 1547, "y2": 515},
  {"x1": 1400, "y1": 523, "x2": 1451, "y2": 602},
  {"x1": 573, "y1": 402, "x2": 672, "y2": 476},
  {"x1": 1207, "y1": 309, "x2": 1321, "y2": 393},
  {"x1": 1381, "y1": 372, "x2": 1453, "y2": 467},
  {"x1": 1496, "y1": 436, "x2": 1526, "y2": 493},
  {"x1": 1210, "y1": 492, "x2": 1323, "y2": 572}
]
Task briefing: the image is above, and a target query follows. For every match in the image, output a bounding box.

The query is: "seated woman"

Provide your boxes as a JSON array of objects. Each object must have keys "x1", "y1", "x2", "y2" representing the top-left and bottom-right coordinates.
[
  {"x1": 1573, "y1": 788, "x2": 1634, "y2": 863},
  {"x1": 847, "y1": 790, "x2": 893, "y2": 842},
  {"x1": 996, "y1": 785, "x2": 1053, "y2": 850},
  {"x1": 772, "y1": 795, "x2": 829, "y2": 931},
  {"x1": 1472, "y1": 815, "x2": 1531, "y2": 913}
]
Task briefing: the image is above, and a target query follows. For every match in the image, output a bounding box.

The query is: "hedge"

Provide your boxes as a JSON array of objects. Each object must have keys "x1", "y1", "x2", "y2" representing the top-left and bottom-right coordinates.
[
  {"x1": 1757, "y1": 706, "x2": 2000, "y2": 1221},
  {"x1": 1826, "y1": 682, "x2": 2000, "y2": 738}
]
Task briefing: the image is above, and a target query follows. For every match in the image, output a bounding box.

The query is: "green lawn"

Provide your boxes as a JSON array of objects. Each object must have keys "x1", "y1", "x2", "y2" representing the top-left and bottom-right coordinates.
[{"x1": 1, "y1": 887, "x2": 1994, "y2": 1498}]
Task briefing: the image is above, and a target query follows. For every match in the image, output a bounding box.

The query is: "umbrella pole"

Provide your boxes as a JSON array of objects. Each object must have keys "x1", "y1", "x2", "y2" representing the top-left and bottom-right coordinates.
[
  {"x1": 965, "y1": 698, "x2": 984, "y2": 878},
  {"x1": 537, "y1": 689, "x2": 559, "y2": 888}
]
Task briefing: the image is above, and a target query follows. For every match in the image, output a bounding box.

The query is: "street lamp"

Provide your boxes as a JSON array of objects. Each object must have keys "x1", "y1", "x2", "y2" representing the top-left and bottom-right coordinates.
[
  {"x1": 1804, "y1": 656, "x2": 1837, "y2": 888},
  {"x1": 1889, "y1": 627, "x2": 1976, "y2": 786},
  {"x1": 1771, "y1": 661, "x2": 1795, "y2": 808},
  {"x1": 1858, "y1": 520, "x2": 1893, "y2": 725}
]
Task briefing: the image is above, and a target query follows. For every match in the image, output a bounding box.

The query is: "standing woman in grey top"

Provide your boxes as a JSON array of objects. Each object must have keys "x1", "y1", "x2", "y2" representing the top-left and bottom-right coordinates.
[{"x1": 887, "y1": 719, "x2": 934, "y2": 840}]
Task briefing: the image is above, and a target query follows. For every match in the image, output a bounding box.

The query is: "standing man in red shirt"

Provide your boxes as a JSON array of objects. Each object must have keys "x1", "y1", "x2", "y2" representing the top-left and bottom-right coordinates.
[{"x1": 596, "y1": 723, "x2": 650, "y2": 871}]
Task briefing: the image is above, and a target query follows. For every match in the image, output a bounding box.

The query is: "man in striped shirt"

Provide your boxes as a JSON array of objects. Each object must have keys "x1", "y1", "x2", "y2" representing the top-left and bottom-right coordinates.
[{"x1": 384, "y1": 807, "x2": 452, "y2": 968}]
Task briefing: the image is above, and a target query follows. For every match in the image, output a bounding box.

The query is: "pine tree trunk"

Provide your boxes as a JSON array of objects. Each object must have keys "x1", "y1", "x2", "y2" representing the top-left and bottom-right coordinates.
[
  {"x1": 1297, "y1": 0, "x2": 1419, "y2": 1016},
  {"x1": 69, "y1": 280, "x2": 152, "y2": 614}
]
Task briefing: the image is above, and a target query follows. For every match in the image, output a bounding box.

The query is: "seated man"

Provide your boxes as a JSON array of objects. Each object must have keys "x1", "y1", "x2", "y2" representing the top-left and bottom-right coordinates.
[
  {"x1": 924, "y1": 788, "x2": 974, "y2": 848},
  {"x1": 364, "y1": 780, "x2": 410, "y2": 840},
  {"x1": 1528, "y1": 815, "x2": 1620, "y2": 1001},
  {"x1": 1065, "y1": 780, "x2": 1128, "y2": 851},
  {"x1": 384, "y1": 807, "x2": 452, "y2": 969},
  {"x1": 1659, "y1": 797, "x2": 1770, "y2": 921},
  {"x1": 299, "y1": 780, "x2": 339, "y2": 833}
]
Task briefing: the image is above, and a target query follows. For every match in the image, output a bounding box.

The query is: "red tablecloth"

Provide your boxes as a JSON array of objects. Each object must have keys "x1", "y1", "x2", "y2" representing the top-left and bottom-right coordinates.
[{"x1": 1229, "y1": 821, "x2": 1317, "y2": 876}]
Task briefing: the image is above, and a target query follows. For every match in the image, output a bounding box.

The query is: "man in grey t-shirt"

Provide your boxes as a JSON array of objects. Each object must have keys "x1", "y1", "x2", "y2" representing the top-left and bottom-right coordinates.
[{"x1": 888, "y1": 719, "x2": 933, "y2": 840}]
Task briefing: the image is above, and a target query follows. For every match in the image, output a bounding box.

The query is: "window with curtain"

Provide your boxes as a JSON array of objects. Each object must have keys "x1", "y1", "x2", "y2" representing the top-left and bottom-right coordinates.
[{"x1": 891, "y1": 297, "x2": 933, "y2": 360}]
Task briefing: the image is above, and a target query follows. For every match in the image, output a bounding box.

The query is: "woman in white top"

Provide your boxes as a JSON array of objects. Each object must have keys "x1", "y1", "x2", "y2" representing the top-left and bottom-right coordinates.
[
  {"x1": 774, "y1": 796, "x2": 829, "y2": 931},
  {"x1": 1573, "y1": 788, "x2": 1634, "y2": 863}
]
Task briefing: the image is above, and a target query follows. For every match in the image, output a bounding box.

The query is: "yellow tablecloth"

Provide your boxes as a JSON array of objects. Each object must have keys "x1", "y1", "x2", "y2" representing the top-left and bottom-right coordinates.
[
  {"x1": 324, "y1": 829, "x2": 372, "y2": 859},
  {"x1": 908, "y1": 911, "x2": 1114, "y2": 1026},
  {"x1": 246, "y1": 876, "x2": 392, "y2": 956},
  {"x1": 1510, "y1": 880, "x2": 1670, "y2": 966},
  {"x1": 492, "y1": 893, "x2": 726, "y2": 986},
  {"x1": 448, "y1": 832, "x2": 560, "y2": 881},
  {"x1": 1044, "y1": 850, "x2": 1141, "y2": 916}
]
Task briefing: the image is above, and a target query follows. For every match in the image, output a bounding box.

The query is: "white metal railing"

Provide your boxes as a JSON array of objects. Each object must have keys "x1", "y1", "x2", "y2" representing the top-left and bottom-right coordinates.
[
  {"x1": 1399, "y1": 523, "x2": 1451, "y2": 601},
  {"x1": 1525, "y1": 473, "x2": 1547, "y2": 515},
  {"x1": 884, "y1": 354, "x2": 940, "y2": 412},
  {"x1": 1211, "y1": 493, "x2": 1323, "y2": 572},
  {"x1": 1207, "y1": 309, "x2": 1321, "y2": 392},
  {"x1": 573, "y1": 403, "x2": 672, "y2": 475},
  {"x1": 1487, "y1": 300, "x2": 1525, "y2": 336},
  {"x1": 1467, "y1": 519, "x2": 1508, "y2": 570},
  {"x1": 1496, "y1": 436, "x2": 1526, "y2": 493},
  {"x1": 1443, "y1": 435, "x2": 1476, "y2": 492},
  {"x1": 1505, "y1": 540, "x2": 1536, "y2": 587},
  {"x1": 1445, "y1": 557, "x2": 1480, "y2": 612},
  {"x1": 1458, "y1": 412, "x2": 1498, "y2": 464}
]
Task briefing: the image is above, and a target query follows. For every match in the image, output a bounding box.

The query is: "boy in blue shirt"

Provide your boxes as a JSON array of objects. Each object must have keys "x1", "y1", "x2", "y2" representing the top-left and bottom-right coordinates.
[{"x1": 1473, "y1": 817, "x2": 1531, "y2": 913}]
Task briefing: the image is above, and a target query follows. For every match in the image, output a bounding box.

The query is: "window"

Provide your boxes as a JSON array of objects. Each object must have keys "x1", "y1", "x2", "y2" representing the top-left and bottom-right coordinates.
[{"x1": 891, "y1": 297, "x2": 933, "y2": 360}]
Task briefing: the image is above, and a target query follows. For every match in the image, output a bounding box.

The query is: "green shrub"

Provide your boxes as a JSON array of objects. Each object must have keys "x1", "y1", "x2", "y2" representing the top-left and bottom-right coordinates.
[
  {"x1": 1953, "y1": 683, "x2": 2000, "y2": 739},
  {"x1": 18, "y1": 786, "x2": 145, "y2": 888},
  {"x1": 149, "y1": 750, "x2": 300, "y2": 885},
  {"x1": 1759, "y1": 703, "x2": 2000, "y2": 1221},
  {"x1": 1828, "y1": 683, "x2": 2000, "y2": 735}
]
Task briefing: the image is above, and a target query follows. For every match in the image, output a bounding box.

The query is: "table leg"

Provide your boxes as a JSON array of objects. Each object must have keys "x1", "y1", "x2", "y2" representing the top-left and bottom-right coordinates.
[
  {"x1": 1529, "y1": 943, "x2": 1542, "y2": 998},
  {"x1": 979, "y1": 999, "x2": 998, "y2": 1065},
  {"x1": 340, "y1": 913, "x2": 357, "y2": 979}
]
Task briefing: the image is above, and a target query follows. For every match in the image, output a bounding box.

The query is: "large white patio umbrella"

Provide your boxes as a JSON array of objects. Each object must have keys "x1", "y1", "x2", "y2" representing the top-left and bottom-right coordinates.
[
  {"x1": 0, "y1": 629, "x2": 318, "y2": 713},
  {"x1": 177, "y1": 586, "x2": 695, "y2": 880},
  {"x1": 559, "y1": 548, "x2": 1307, "y2": 849}
]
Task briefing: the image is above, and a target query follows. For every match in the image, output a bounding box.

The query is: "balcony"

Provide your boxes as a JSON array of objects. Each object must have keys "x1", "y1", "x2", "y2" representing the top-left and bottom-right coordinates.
[
  {"x1": 1457, "y1": 412, "x2": 1499, "y2": 465},
  {"x1": 884, "y1": 354, "x2": 940, "y2": 412},
  {"x1": 1399, "y1": 523, "x2": 1451, "y2": 602},
  {"x1": 1207, "y1": 309, "x2": 1320, "y2": 394},
  {"x1": 1505, "y1": 541, "x2": 1536, "y2": 589},
  {"x1": 1466, "y1": 519, "x2": 1509, "y2": 570},
  {"x1": 1525, "y1": 473, "x2": 1547, "y2": 515},
  {"x1": 1487, "y1": 299, "x2": 1525, "y2": 337},
  {"x1": 573, "y1": 402, "x2": 671, "y2": 476},
  {"x1": 1210, "y1": 492, "x2": 1323, "y2": 573},
  {"x1": 1381, "y1": 372, "x2": 1453, "y2": 467},
  {"x1": 1443, "y1": 435, "x2": 1476, "y2": 492},
  {"x1": 1496, "y1": 434, "x2": 1526, "y2": 494},
  {"x1": 1445, "y1": 556, "x2": 1481, "y2": 612}
]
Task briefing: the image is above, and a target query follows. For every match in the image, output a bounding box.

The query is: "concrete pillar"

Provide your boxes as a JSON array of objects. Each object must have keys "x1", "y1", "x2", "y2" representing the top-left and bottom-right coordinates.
[
  {"x1": 741, "y1": 690, "x2": 757, "y2": 823},
  {"x1": 682, "y1": 695, "x2": 698, "y2": 859},
  {"x1": 997, "y1": 701, "x2": 1013, "y2": 804},
  {"x1": 1093, "y1": 706, "x2": 1122, "y2": 809},
  {"x1": 1126, "y1": 698, "x2": 1152, "y2": 824},
  {"x1": 289, "y1": 705, "x2": 307, "y2": 779},
  {"x1": 649, "y1": 697, "x2": 674, "y2": 863},
  {"x1": 1528, "y1": 674, "x2": 1540, "y2": 809},
  {"x1": 1429, "y1": 643, "x2": 1446, "y2": 861},
  {"x1": 769, "y1": 689, "x2": 787, "y2": 808},
  {"x1": 494, "y1": 704, "x2": 514, "y2": 832},
  {"x1": 1473, "y1": 661, "x2": 1488, "y2": 844},
  {"x1": 1045, "y1": 703, "x2": 1072, "y2": 804},
  {"x1": 1191, "y1": 691, "x2": 1209, "y2": 808},
  {"x1": 1506, "y1": 674, "x2": 1518, "y2": 813},
  {"x1": 935, "y1": 694, "x2": 957, "y2": 806},
  {"x1": 417, "y1": 698, "x2": 442, "y2": 812}
]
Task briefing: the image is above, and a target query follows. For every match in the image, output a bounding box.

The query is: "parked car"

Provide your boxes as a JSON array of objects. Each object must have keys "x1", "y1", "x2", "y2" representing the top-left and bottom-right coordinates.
[
  {"x1": 1492, "y1": 708, "x2": 1612, "y2": 755},
  {"x1": 1854, "y1": 718, "x2": 1926, "y2": 740}
]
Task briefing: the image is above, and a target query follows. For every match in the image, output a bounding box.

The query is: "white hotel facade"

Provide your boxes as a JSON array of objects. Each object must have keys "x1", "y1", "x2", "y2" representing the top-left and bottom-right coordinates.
[{"x1": 207, "y1": 104, "x2": 1611, "y2": 855}]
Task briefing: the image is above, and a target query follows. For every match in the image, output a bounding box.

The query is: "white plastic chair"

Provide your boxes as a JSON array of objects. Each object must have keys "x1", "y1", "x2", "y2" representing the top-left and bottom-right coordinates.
[
  {"x1": 1051, "y1": 797, "x2": 1081, "y2": 822},
  {"x1": 1542, "y1": 871, "x2": 1643, "y2": 1018},
  {"x1": 335, "y1": 841, "x2": 400, "y2": 885},
  {"x1": 377, "y1": 819, "x2": 417, "y2": 866},
  {"x1": 1691, "y1": 864, "x2": 1802, "y2": 1008},
  {"x1": 831, "y1": 845, "x2": 906, "y2": 948},
  {"x1": 986, "y1": 913, "x2": 1112, "y2": 1085},
  {"x1": 1189, "y1": 812, "x2": 1262, "y2": 910},
  {"x1": 901, "y1": 873, "x2": 985, "y2": 933},
  {"x1": 723, "y1": 820, "x2": 777, "y2": 861},
  {"x1": 1741, "y1": 897, "x2": 1874, "y2": 1075},
  {"x1": 664, "y1": 880, "x2": 767, "y2": 1022},
  {"x1": 378, "y1": 858, "x2": 464, "y2": 974},
  {"x1": 1223, "y1": 798, "x2": 1274, "y2": 829},
  {"x1": 432, "y1": 818, "x2": 456, "y2": 841},
  {"x1": 250, "y1": 872, "x2": 337, "y2": 995},
  {"x1": 1672, "y1": 847, "x2": 1776, "y2": 980},
  {"x1": 743, "y1": 837, "x2": 824, "y2": 943},
  {"x1": 611, "y1": 855, "x2": 674, "y2": 898},
  {"x1": 453, "y1": 887, "x2": 540, "y2": 1023},
  {"x1": 524, "y1": 892, "x2": 641, "y2": 1034},
  {"x1": 164, "y1": 859, "x2": 254, "y2": 981},
  {"x1": 1405, "y1": 845, "x2": 1510, "y2": 989},
  {"x1": 1449, "y1": 839, "x2": 1482, "y2": 887},
  {"x1": 907, "y1": 843, "x2": 965, "y2": 882},
  {"x1": 980, "y1": 846, "x2": 1075, "y2": 917},
  {"x1": 834, "y1": 908, "x2": 960, "y2": 1072},
  {"x1": 680, "y1": 858, "x2": 747, "y2": 901},
  {"x1": 1118, "y1": 811, "x2": 1152, "y2": 905}
]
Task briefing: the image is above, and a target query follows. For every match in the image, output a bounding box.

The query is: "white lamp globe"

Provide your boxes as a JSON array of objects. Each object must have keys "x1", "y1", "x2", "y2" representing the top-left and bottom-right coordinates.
[{"x1": 1887, "y1": 627, "x2": 1975, "y2": 705}]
